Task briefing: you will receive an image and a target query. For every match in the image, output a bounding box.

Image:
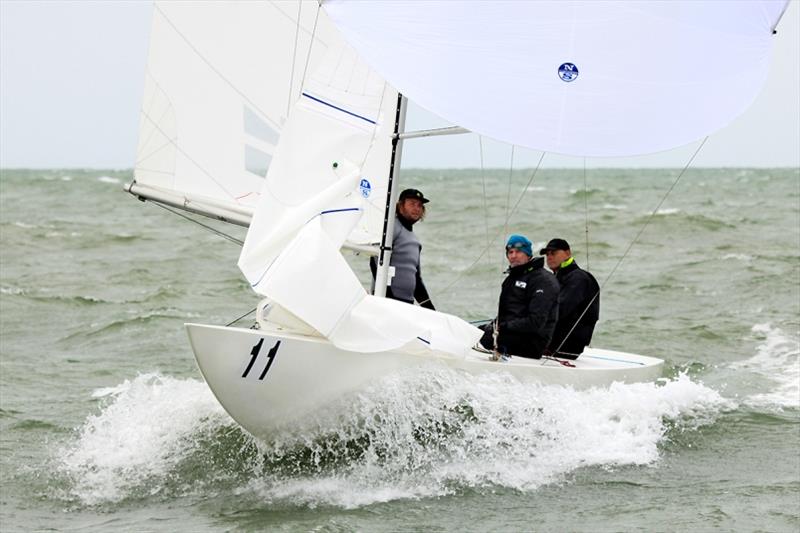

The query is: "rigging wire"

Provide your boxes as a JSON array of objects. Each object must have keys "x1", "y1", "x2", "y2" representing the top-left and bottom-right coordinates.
[
  {"x1": 298, "y1": 4, "x2": 322, "y2": 98},
  {"x1": 479, "y1": 136, "x2": 490, "y2": 249},
  {"x1": 550, "y1": 136, "x2": 710, "y2": 356},
  {"x1": 146, "y1": 202, "x2": 256, "y2": 327},
  {"x1": 434, "y1": 150, "x2": 547, "y2": 297},
  {"x1": 138, "y1": 108, "x2": 237, "y2": 201},
  {"x1": 583, "y1": 157, "x2": 590, "y2": 270},
  {"x1": 154, "y1": 4, "x2": 281, "y2": 131},
  {"x1": 478, "y1": 136, "x2": 493, "y2": 304},
  {"x1": 227, "y1": 307, "x2": 256, "y2": 327},
  {"x1": 504, "y1": 145, "x2": 515, "y2": 247},
  {"x1": 151, "y1": 201, "x2": 244, "y2": 246},
  {"x1": 287, "y1": 0, "x2": 303, "y2": 116}
]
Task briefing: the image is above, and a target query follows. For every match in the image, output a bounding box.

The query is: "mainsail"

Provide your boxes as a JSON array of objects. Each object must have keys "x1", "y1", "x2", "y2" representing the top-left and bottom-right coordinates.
[
  {"x1": 131, "y1": 1, "x2": 367, "y2": 228},
  {"x1": 324, "y1": 0, "x2": 789, "y2": 157}
]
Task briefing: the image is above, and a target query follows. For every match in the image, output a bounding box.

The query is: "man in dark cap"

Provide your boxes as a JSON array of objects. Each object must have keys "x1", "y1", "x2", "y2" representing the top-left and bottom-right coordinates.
[
  {"x1": 540, "y1": 238, "x2": 599, "y2": 358},
  {"x1": 370, "y1": 188, "x2": 435, "y2": 309},
  {"x1": 479, "y1": 234, "x2": 559, "y2": 359}
]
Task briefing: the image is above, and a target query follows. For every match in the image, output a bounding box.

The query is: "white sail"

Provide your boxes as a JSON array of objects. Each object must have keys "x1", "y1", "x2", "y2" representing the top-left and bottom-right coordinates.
[
  {"x1": 140, "y1": 1, "x2": 794, "y2": 438},
  {"x1": 324, "y1": 0, "x2": 789, "y2": 157},
  {"x1": 237, "y1": 30, "x2": 397, "y2": 285},
  {"x1": 252, "y1": 217, "x2": 482, "y2": 354},
  {"x1": 237, "y1": 13, "x2": 482, "y2": 356},
  {"x1": 131, "y1": 1, "x2": 343, "y2": 224}
]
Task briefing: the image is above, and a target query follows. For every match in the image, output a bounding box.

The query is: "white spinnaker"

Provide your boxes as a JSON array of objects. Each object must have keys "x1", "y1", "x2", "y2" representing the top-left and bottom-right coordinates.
[
  {"x1": 324, "y1": 0, "x2": 789, "y2": 157},
  {"x1": 237, "y1": 22, "x2": 482, "y2": 355},
  {"x1": 133, "y1": 1, "x2": 343, "y2": 223}
]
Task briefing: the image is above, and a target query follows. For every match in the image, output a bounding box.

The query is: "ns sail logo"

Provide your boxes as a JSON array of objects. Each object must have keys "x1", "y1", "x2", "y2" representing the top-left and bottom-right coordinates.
[
  {"x1": 359, "y1": 179, "x2": 372, "y2": 198},
  {"x1": 558, "y1": 63, "x2": 579, "y2": 82}
]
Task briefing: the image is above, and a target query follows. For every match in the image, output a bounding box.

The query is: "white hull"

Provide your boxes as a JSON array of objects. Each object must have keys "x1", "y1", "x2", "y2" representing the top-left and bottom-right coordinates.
[{"x1": 186, "y1": 322, "x2": 664, "y2": 440}]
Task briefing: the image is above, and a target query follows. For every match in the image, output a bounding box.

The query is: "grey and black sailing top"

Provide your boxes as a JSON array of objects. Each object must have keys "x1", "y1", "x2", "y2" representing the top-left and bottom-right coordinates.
[{"x1": 370, "y1": 214, "x2": 434, "y2": 309}]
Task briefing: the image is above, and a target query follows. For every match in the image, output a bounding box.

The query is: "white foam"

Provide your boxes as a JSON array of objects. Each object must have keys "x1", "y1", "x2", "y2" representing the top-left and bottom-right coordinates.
[
  {"x1": 56, "y1": 369, "x2": 731, "y2": 508},
  {"x1": 721, "y1": 253, "x2": 753, "y2": 262},
  {"x1": 97, "y1": 176, "x2": 121, "y2": 184},
  {"x1": 0, "y1": 285, "x2": 26, "y2": 295},
  {"x1": 730, "y1": 324, "x2": 800, "y2": 409},
  {"x1": 602, "y1": 203, "x2": 627, "y2": 210},
  {"x1": 57, "y1": 373, "x2": 230, "y2": 505},
  {"x1": 654, "y1": 207, "x2": 680, "y2": 215},
  {"x1": 243, "y1": 369, "x2": 730, "y2": 508}
]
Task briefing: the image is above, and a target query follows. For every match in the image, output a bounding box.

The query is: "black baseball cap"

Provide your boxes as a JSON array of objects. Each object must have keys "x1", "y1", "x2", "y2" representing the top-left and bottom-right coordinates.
[
  {"x1": 539, "y1": 238, "x2": 570, "y2": 255},
  {"x1": 398, "y1": 188, "x2": 430, "y2": 204}
]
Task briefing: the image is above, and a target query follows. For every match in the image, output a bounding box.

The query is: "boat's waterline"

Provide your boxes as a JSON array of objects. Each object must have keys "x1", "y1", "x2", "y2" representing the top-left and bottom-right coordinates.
[{"x1": 187, "y1": 322, "x2": 663, "y2": 440}]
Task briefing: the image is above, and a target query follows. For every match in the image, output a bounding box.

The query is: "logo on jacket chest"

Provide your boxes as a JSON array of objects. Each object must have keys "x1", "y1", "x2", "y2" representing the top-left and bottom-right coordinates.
[{"x1": 515, "y1": 281, "x2": 527, "y2": 289}]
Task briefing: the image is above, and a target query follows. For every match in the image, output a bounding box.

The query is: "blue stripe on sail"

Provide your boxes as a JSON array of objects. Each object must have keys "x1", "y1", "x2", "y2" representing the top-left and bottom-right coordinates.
[
  {"x1": 583, "y1": 355, "x2": 645, "y2": 366},
  {"x1": 301, "y1": 92, "x2": 377, "y2": 125},
  {"x1": 320, "y1": 208, "x2": 361, "y2": 216}
]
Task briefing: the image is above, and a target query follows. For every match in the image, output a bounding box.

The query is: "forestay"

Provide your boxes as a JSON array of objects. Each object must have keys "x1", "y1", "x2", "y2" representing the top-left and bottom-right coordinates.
[{"x1": 324, "y1": 0, "x2": 789, "y2": 157}]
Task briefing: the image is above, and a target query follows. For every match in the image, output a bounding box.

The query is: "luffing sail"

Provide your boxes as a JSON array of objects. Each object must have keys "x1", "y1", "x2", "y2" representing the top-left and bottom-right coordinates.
[{"x1": 236, "y1": 7, "x2": 482, "y2": 355}]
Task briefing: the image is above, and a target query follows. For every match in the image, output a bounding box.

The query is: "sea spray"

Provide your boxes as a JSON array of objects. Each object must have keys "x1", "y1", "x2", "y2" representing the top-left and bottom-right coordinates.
[
  {"x1": 57, "y1": 373, "x2": 232, "y2": 505},
  {"x1": 730, "y1": 323, "x2": 800, "y2": 410},
  {"x1": 55, "y1": 365, "x2": 735, "y2": 509}
]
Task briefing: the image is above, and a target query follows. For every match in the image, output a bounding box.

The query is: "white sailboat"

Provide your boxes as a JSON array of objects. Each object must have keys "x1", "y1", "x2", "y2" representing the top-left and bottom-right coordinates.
[{"x1": 127, "y1": 1, "x2": 788, "y2": 440}]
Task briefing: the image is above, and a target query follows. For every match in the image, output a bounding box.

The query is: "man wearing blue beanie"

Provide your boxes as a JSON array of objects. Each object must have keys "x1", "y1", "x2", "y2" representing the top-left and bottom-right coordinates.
[{"x1": 479, "y1": 234, "x2": 559, "y2": 359}]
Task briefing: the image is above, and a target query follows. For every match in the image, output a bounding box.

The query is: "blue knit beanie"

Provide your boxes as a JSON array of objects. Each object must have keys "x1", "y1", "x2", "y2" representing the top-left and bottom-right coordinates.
[{"x1": 505, "y1": 234, "x2": 533, "y2": 257}]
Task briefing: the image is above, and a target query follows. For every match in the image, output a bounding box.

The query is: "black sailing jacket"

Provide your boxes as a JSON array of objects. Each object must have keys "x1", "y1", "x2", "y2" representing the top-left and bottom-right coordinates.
[
  {"x1": 492, "y1": 257, "x2": 560, "y2": 358},
  {"x1": 548, "y1": 259, "x2": 599, "y2": 357}
]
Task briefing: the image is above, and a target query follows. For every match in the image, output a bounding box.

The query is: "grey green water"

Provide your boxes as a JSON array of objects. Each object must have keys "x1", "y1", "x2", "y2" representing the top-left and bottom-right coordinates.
[{"x1": 1, "y1": 168, "x2": 798, "y2": 531}]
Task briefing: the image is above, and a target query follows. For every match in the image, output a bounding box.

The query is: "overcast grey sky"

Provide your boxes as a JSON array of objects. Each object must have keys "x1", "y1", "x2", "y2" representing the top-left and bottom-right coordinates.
[{"x1": 1, "y1": 0, "x2": 798, "y2": 169}]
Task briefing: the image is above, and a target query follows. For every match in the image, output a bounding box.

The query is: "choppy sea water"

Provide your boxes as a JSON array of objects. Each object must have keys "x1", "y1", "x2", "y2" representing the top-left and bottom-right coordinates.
[{"x1": 1, "y1": 167, "x2": 798, "y2": 531}]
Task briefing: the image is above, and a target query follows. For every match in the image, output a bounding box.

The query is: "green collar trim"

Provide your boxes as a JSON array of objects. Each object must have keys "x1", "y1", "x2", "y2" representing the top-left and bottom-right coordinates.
[{"x1": 560, "y1": 256, "x2": 575, "y2": 269}]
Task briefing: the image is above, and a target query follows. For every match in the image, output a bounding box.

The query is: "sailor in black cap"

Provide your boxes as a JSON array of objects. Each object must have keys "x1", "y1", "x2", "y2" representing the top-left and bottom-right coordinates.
[
  {"x1": 540, "y1": 238, "x2": 599, "y2": 359},
  {"x1": 370, "y1": 188, "x2": 435, "y2": 309}
]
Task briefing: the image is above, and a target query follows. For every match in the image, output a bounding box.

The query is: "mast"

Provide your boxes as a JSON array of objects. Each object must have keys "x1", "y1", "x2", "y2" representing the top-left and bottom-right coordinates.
[{"x1": 374, "y1": 93, "x2": 408, "y2": 297}]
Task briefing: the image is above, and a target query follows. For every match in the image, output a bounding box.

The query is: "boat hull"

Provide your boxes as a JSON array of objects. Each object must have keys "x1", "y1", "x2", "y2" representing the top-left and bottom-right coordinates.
[{"x1": 186, "y1": 323, "x2": 664, "y2": 440}]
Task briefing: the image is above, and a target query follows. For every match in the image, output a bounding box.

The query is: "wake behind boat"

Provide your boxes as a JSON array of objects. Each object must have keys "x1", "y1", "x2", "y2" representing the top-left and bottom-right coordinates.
[{"x1": 127, "y1": 1, "x2": 789, "y2": 439}]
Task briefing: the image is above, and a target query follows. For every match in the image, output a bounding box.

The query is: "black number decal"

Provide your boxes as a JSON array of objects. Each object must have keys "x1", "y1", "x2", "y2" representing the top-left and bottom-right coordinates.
[
  {"x1": 258, "y1": 340, "x2": 281, "y2": 380},
  {"x1": 242, "y1": 338, "x2": 281, "y2": 381},
  {"x1": 242, "y1": 338, "x2": 264, "y2": 378}
]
